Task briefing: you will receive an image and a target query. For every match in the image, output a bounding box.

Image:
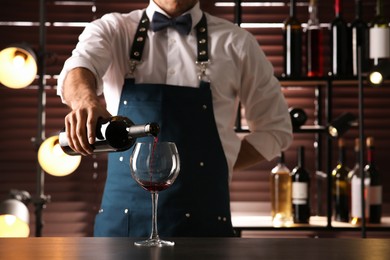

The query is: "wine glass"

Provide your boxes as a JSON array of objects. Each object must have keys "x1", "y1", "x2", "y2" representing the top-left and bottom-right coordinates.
[{"x1": 130, "y1": 141, "x2": 180, "y2": 247}]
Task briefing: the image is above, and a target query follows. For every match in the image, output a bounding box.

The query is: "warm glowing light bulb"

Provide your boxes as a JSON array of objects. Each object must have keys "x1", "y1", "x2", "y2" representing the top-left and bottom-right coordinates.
[
  {"x1": 38, "y1": 136, "x2": 81, "y2": 176},
  {"x1": 369, "y1": 71, "x2": 383, "y2": 85},
  {"x1": 12, "y1": 54, "x2": 26, "y2": 68},
  {"x1": 4, "y1": 214, "x2": 16, "y2": 226},
  {"x1": 0, "y1": 46, "x2": 37, "y2": 89},
  {"x1": 0, "y1": 214, "x2": 30, "y2": 237}
]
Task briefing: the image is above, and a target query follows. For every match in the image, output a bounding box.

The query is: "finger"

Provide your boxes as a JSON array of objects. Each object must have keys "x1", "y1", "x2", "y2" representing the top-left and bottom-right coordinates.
[
  {"x1": 75, "y1": 111, "x2": 93, "y2": 154},
  {"x1": 87, "y1": 113, "x2": 97, "y2": 145},
  {"x1": 65, "y1": 113, "x2": 87, "y2": 156}
]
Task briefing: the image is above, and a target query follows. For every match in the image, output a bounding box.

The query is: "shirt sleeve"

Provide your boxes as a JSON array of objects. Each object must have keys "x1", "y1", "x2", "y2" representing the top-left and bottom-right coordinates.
[
  {"x1": 56, "y1": 13, "x2": 124, "y2": 104},
  {"x1": 238, "y1": 33, "x2": 293, "y2": 161}
]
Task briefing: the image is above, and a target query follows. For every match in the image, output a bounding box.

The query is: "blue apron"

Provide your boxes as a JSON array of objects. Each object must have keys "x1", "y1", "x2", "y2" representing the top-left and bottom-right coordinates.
[{"x1": 94, "y1": 12, "x2": 234, "y2": 237}]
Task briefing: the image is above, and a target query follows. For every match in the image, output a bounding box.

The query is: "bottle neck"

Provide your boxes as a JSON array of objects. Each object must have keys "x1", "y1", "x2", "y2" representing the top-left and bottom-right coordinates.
[
  {"x1": 290, "y1": 0, "x2": 297, "y2": 17},
  {"x1": 367, "y1": 146, "x2": 375, "y2": 165},
  {"x1": 298, "y1": 147, "x2": 305, "y2": 168},
  {"x1": 279, "y1": 152, "x2": 286, "y2": 164},
  {"x1": 354, "y1": 148, "x2": 360, "y2": 166},
  {"x1": 355, "y1": 0, "x2": 362, "y2": 19},
  {"x1": 338, "y1": 146, "x2": 346, "y2": 165},
  {"x1": 376, "y1": 0, "x2": 384, "y2": 16},
  {"x1": 308, "y1": 0, "x2": 319, "y2": 26},
  {"x1": 335, "y1": 0, "x2": 342, "y2": 17}
]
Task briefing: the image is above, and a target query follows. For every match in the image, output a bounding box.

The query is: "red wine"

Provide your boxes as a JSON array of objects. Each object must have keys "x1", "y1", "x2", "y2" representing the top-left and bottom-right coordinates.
[
  {"x1": 365, "y1": 137, "x2": 382, "y2": 223},
  {"x1": 283, "y1": 0, "x2": 302, "y2": 78},
  {"x1": 330, "y1": 0, "x2": 352, "y2": 77},
  {"x1": 138, "y1": 180, "x2": 171, "y2": 192},
  {"x1": 306, "y1": 0, "x2": 323, "y2": 77},
  {"x1": 291, "y1": 146, "x2": 310, "y2": 224},
  {"x1": 148, "y1": 136, "x2": 159, "y2": 186},
  {"x1": 306, "y1": 29, "x2": 324, "y2": 77}
]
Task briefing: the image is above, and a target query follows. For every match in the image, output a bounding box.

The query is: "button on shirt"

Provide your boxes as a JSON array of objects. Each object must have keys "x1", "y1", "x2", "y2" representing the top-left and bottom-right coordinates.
[{"x1": 57, "y1": 1, "x2": 293, "y2": 177}]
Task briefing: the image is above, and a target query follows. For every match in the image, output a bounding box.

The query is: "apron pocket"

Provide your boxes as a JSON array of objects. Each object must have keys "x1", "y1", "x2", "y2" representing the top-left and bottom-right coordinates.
[
  {"x1": 158, "y1": 208, "x2": 235, "y2": 237},
  {"x1": 94, "y1": 206, "x2": 149, "y2": 237}
]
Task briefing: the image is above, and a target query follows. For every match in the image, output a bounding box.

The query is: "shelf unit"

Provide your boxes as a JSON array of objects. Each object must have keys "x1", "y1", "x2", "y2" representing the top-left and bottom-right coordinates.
[{"x1": 234, "y1": 76, "x2": 390, "y2": 237}]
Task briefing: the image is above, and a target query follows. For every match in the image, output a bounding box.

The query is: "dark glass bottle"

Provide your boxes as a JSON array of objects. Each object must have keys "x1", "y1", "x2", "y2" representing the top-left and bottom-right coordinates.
[
  {"x1": 59, "y1": 116, "x2": 160, "y2": 155},
  {"x1": 289, "y1": 107, "x2": 308, "y2": 130},
  {"x1": 330, "y1": 0, "x2": 352, "y2": 77},
  {"x1": 270, "y1": 152, "x2": 293, "y2": 227},
  {"x1": 332, "y1": 138, "x2": 350, "y2": 222},
  {"x1": 349, "y1": 138, "x2": 369, "y2": 225},
  {"x1": 365, "y1": 137, "x2": 382, "y2": 223},
  {"x1": 369, "y1": 0, "x2": 390, "y2": 65},
  {"x1": 291, "y1": 146, "x2": 310, "y2": 224},
  {"x1": 306, "y1": 0, "x2": 323, "y2": 77},
  {"x1": 351, "y1": 0, "x2": 369, "y2": 76},
  {"x1": 283, "y1": 0, "x2": 302, "y2": 78}
]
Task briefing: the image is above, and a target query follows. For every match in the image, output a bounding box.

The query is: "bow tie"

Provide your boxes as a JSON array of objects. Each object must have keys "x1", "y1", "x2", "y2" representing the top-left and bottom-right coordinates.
[{"x1": 151, "y1": 12, "x2": 192, "y2": 35}]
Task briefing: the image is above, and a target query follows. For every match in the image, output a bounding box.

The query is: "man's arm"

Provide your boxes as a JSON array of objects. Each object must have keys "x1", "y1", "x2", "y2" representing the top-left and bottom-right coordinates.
[
  {"x1": 233, "y1": 138, "x2": 265, "y2": 171},
  {"x1": 62, "y1": 67, "x2": 111, "y2": 155}
]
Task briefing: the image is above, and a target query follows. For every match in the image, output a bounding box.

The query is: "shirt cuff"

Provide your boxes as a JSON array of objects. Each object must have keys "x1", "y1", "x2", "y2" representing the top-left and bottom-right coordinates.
[{"x1": 56, "y1": 56, "x2": 103, "y2": 103}]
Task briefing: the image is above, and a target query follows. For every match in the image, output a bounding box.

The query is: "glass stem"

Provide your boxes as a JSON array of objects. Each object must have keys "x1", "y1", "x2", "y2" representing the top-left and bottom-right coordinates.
[{"x1": 149, "y1": 191, "x2": 160, "y2": 240}]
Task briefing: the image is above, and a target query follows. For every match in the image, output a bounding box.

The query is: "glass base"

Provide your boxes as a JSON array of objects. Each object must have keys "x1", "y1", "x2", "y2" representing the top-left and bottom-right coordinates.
[{"x1": 134, "y1": 238, "x2": 175, "y2": 247}]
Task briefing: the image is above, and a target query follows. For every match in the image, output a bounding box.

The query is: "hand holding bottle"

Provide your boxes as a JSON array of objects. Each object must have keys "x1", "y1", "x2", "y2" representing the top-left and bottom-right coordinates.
[
  {"x1": 62, "y1": 67, "x2": 113, "y2": 156},
  {"x1": 60, "y1": 116, "x2": 160, "y2": 156}
]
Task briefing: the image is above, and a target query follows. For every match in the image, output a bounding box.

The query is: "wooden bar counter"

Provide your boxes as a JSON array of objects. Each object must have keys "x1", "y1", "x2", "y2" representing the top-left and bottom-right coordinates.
[{"x1": 1, "y1": 237, "x2": 390, "y2": 260}]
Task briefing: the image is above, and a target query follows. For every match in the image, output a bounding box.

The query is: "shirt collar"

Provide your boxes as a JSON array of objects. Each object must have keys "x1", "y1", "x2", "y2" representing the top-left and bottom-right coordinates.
[{"x1": 146, "y1": 1, "x2": 203, "y2": 32}]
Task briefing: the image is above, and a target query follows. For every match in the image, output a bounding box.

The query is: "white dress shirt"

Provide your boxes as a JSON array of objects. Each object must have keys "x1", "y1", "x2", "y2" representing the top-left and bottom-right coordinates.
[{"x1": 57, "y1": 0, "x2": 293, "y2": 176}]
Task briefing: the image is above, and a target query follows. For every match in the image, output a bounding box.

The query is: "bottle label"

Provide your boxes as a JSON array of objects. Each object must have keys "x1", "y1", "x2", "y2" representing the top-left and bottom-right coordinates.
[
  {"x1": 351, "y1": 177, "x2": 370, "y2": 218},
  {"x1": 292, "y1": 182, "x2": 308, "y2": 205},
  {"x1": 369, "y1": 27, "x2": 390, "y2": 59},
  {"x1": 369, "y1": 185, "x2": 382, "y2": 205}
]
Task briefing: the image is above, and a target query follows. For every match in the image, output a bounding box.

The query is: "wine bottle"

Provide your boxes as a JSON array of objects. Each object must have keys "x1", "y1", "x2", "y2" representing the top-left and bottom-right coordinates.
[
  {"x1": 289, "y1": 107, "x2": 308, "y2": 130},
  {"x1": 349, "y1": 138, "x2": 369, "y2": 225},
  {"x1": 369, "y1": 0, "x2": 390, "y2": 65},
  {"x1": 283, "y1": 0, "x2": 302, "y2": 78},
  {"x1": 330, "y1": 0, "x2": 352, "y2": 77},
  {"x1": 365, "y1": 137, "x2": 382, "y2": 223},
  {"x1": 351, "y1": 0, "x2": 369, "y2": 76},
  {"x1": 332, "y1": 138, "x2": 350, "y2": 222},
  {"x1": 59, "y1": 116, "x2": 160, "y2": 155},
  {"x1": 306, "y1": 0, "x2": 324, "y2": 77},
  {"x1": 270, "y1": 152, "x2": 293, "y2": 227},
  {"x1": 291, "y1": 146, "x2": 310, "y2": 224}
]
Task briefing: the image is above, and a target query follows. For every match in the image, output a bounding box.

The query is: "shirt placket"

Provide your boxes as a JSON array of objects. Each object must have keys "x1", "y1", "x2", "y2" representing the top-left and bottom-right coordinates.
[{"x1": 166, "y1": 29, "x2": 181, "y2": 85}]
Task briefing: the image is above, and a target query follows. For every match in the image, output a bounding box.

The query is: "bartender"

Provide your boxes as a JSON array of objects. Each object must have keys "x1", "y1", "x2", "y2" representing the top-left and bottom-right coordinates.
[{"x1": 57, "y1": 0, "x2": 293, "y2": 237}]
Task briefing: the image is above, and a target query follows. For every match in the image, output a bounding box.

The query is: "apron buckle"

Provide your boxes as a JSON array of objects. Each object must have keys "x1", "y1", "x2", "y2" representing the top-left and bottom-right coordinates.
[
  {"x1": 128, "y1": 59, "x2": 142, "y2": 76},
  {"x1": 196, "y1": 60, "x2": 211, "y2": 82}
]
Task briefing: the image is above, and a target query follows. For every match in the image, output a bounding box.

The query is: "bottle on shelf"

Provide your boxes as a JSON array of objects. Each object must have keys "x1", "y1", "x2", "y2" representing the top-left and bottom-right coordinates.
[
  {"x1": 291, "y1": 146, "x2": 310, "y2": 224},
  {"x1": 330, "y1": 0, "x2": 352, "y2": 77},
  {"x1": 365, "y1": 137, "x2": 382, "y2": 223},
  {"x1": 332, "y1": 138, "x2": 350, "y2": 222},
  {"x1": 59, "y1": 116, "x2": 160, "y2": 155},
  {"x1": 351, "y1": 0, "x2": 369, "y2": 76},
  {"x1": 270, "y1": 152, "x2": 293, "y2": 227},
  {"x1": 369, "y1": 0, "x2": 390, "y2": 66},
  {"x1": 283, "y1": 0, "x2": 302, "y2": 78},
  {"x1": 349, "y1": 138, "x2": 370, "y2": 225},
  {"x1": 306, "y1": 0, "x2": 323, "y2": 77},
  {"x1": 289, "y1": 107, "x2": 308, "y2": 130}
]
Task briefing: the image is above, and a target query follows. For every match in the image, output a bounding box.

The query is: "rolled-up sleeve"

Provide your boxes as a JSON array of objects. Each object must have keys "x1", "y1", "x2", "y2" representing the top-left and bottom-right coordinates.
[
  {"x1": 56, "y1": 13, "x2": 124, "y2": 104},
  {"x1": 239, "y1": 34, "x2": 293, "y2": 161}
]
